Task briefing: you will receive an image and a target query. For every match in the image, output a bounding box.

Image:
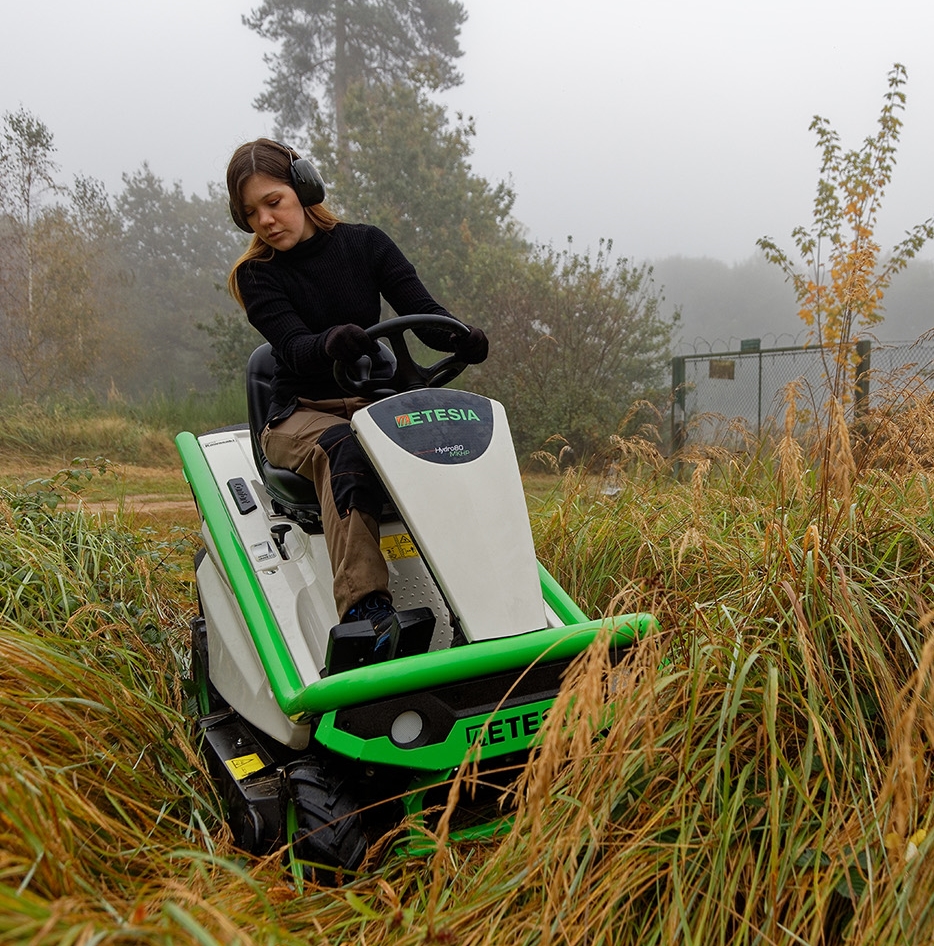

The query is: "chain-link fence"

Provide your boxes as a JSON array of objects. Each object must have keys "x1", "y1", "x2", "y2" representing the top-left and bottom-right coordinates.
[{"x1": 670, "y1": 336, "x2": 934, "y2": 451}]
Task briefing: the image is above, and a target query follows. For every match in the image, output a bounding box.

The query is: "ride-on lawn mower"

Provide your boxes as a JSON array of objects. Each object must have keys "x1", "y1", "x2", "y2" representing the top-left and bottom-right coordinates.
[{"x1": 176, "y1": 314, "x2": 658, "y2": 884}]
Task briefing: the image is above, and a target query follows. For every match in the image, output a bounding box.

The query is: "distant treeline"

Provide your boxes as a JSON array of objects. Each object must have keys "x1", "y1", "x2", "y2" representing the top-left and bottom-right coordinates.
[
  {"x1": 654, "y1": 253, "x2": 934, "y2": 351},
  {"x1": 4, "y1": 79, "x2": 933, "y2": 459}
]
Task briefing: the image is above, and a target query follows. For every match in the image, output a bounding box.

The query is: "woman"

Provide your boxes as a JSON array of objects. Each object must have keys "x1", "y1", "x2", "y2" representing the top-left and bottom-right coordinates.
[{"x1": 226, "y1": 138, "x2": 487, "y2": 658}]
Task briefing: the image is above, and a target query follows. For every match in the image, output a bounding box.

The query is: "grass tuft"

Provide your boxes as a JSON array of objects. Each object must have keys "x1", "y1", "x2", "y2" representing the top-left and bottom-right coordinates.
[{"x1": 1, "y1": 374, "x2": 934, "y2": 942}]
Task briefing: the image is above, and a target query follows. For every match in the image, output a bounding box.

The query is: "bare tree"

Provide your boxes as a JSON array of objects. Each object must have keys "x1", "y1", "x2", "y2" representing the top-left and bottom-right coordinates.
[
  {"x1": 0, "y1": 109, "x2": 122, "y2": 395},
  {"x1": 0, "y1": 108, "x2": 61, "y2": 392}
]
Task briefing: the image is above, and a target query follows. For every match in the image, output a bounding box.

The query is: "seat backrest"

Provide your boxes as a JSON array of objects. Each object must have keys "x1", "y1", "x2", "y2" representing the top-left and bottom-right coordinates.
[
  {"x1": 246, "y1": 342, "x2": 277, "y2": 476},
  {"x1": 245, "y1": 343, "x2": 322, "y2": 520}
]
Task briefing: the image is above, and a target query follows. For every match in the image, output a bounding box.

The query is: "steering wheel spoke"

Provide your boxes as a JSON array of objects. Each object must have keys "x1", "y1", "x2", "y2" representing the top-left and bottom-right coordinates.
[{"x1": 334, "y1": 314, "x2": 470, "y2": 398}]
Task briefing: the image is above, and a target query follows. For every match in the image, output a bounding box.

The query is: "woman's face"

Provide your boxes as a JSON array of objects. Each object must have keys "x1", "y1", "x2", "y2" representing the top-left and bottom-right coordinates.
[{"x1": 240, "y1": 172, "x2": 315, "y2": 250}]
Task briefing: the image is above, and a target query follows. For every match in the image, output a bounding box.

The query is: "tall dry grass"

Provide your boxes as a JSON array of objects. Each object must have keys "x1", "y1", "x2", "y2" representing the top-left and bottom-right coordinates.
[
  {"x1": 506, "y1": 383, "x2": 934, "y2": 945},
  {"x1": 2, "y1": 376, "x2": 934, "y2": 942}
]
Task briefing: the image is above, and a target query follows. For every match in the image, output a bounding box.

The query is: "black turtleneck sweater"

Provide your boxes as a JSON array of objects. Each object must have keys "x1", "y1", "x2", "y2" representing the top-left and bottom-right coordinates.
[{"x1": 236, "y1": 223, "x2": 453, "y2": 411}]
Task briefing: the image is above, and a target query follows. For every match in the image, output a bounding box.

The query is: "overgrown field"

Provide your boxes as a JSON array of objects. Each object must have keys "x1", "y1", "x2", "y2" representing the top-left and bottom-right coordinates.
[{"x1": 2, "y1": 389, "x2": 934, "y2": 944}]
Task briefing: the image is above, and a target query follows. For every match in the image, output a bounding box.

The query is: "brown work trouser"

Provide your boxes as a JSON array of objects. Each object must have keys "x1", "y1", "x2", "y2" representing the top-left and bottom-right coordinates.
[{"x1": 261, "y1": 397, "x2": 389, "y2": 618}]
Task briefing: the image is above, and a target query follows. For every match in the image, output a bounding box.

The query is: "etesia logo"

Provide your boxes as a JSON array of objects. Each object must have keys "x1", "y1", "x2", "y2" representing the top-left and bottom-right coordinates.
[
  {"x1": 395, "y1": 407, "x2": 481, "y2": 428},
  {"x1": 464, "y1": 705, "x2": 547, "y2": 748}
]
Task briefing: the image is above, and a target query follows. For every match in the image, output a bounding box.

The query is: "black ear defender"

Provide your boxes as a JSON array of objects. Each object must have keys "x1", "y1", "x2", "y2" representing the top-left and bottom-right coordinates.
[
  {"x1": 230, "y1": 141, "x2": 327, "y2": 233},
  {"x1": 285, "y1": 148, "x2": 327, "y2": 208},
  {"x1": 230, "y1": 199, "x2": 252, "y2": 233}
]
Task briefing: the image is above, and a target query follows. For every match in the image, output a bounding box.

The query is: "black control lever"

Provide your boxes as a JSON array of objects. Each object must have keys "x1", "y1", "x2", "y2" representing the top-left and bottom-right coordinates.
[{"x1": 270, "y1": 523, "x2": 292, "y2": 560}]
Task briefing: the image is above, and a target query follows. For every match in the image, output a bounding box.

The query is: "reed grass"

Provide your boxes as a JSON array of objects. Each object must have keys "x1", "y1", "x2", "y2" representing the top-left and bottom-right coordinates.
[{"x1": 1, "y1": 379, "x2": 933, "y2": 943}]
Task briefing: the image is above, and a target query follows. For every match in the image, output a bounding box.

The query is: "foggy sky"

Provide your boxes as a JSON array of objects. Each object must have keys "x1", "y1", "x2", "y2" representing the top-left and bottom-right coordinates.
[{"x1": 2, "y1": 0, "x2": 934, "y2": 264}]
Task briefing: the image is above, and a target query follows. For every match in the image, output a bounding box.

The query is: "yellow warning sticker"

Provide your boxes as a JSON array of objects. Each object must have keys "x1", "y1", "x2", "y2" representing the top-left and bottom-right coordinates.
[
  {"x1": 380, "y1": 532, "x2": 419, "y2": 561},
  {"x1": 225, "y1": 753, "x2": 265, "y2": 781}
]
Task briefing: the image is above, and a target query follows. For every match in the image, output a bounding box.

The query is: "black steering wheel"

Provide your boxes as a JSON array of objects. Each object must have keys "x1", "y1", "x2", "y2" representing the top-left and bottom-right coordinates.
[{"x1": 334, "y1": 314, "x2": 471, "y2": 398}]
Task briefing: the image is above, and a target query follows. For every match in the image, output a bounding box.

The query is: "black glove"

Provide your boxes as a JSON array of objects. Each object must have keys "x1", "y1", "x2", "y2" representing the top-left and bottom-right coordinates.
[
  {"x1": 450, "y1": 325, "x2": 489, "y2": 364},
  {"x1": 324, "y1": 324, "x2": 379, "y2": 363}
]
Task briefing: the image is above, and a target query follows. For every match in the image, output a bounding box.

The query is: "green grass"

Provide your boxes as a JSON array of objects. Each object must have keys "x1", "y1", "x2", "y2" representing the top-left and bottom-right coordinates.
[
  {"x1": 1, "y1": 385, "x2": 934, "y2": 943},
  {"x1": 0, "y1": 386, "x2": 245, "y2": 468}
]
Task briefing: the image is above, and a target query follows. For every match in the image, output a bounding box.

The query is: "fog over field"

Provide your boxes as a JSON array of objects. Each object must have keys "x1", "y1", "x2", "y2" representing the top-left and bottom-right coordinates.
[{"x1": 3, "y1": 1, "x2": 933, "y2": 263}]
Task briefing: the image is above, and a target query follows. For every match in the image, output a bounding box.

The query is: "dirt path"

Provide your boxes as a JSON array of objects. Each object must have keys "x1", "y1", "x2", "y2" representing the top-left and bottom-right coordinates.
[
  {"x1": 76, "y1": 496, "x2": 199, "y2": 516},
  {"x1": 1, "y1": 458, "x2": 201, "y2": 528}
]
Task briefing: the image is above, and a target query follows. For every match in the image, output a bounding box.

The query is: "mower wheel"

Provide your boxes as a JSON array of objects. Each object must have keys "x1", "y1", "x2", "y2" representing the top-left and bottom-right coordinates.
[
  {"x1": 280, "y1": 761, "x2": 367, "y2": 887},
  {"x1": 190, "y1": 616, "x2": 225, "y2": 715}
]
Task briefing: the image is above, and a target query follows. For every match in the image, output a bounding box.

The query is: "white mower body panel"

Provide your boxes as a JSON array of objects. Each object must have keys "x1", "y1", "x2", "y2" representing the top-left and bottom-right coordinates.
[
  {"x1": 192, "y1": 426, "x2": 456, "y2": 745},
  {"x1": 352, "y1": 390, "x2": 548, "y2": 642}
]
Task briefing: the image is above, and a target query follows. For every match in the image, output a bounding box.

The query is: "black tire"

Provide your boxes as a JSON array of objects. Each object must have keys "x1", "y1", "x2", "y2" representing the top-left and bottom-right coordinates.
[
  {"x1": 280, "y1": 761, "x2": 368, "y2": 887},
  {"x1": 190, "y1": 615, "x2": 225, "y2": 715}
]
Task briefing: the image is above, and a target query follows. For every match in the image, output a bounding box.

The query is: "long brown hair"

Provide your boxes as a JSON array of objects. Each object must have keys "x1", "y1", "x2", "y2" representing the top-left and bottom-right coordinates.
[{"x1": 225, "y1": 138, "x2": 341, "y2": 306}]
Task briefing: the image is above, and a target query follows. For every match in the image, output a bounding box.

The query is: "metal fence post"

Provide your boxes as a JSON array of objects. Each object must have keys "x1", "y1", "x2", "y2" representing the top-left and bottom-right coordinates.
[
  {"x1": 740, "y1": 338, "x2": 763, "y2": 436},
  {"x1": 671, "y1": 355, "x2": 686, "y2": 455},
  {"x1": 855, "y1": 339, "x2": 871, "y2": 426},
  {"x1": 757, "y1": 351, "x2": 763, "y2": 436}
]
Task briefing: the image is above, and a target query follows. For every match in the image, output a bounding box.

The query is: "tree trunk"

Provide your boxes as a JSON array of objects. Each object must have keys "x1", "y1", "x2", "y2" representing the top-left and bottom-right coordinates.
[{"x1": 333, "y1": 1, "x2": 350, "y2": 179}]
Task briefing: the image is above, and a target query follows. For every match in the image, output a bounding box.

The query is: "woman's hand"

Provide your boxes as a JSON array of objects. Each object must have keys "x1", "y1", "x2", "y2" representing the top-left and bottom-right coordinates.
[
  {"x1": 324, "y1": 324, "x2": 380, "y2": 363},
  {"x1": 450, "y1": 325, "x2": 489, "y2": 364}
]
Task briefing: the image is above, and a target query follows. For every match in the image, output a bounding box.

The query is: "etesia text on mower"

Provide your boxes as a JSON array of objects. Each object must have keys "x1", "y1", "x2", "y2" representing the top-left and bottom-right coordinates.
[
  {"x1": 464, "y1": 705, "x2": 547, "y2": 748},
  {"x1": 394, "y1": 407, "x2": 481, "y2": 427}
]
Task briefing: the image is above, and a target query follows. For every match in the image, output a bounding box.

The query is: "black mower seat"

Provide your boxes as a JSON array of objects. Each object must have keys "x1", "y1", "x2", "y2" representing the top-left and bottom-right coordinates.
[{"x1": 246, "y1": 343, "x2": 322, "y2": 519}]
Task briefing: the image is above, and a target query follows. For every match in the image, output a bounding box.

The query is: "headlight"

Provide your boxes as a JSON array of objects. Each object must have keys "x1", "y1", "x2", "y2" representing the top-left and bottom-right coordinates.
[{"x1": 390, "y1": 710, "x2": 424, "y2": 746}]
